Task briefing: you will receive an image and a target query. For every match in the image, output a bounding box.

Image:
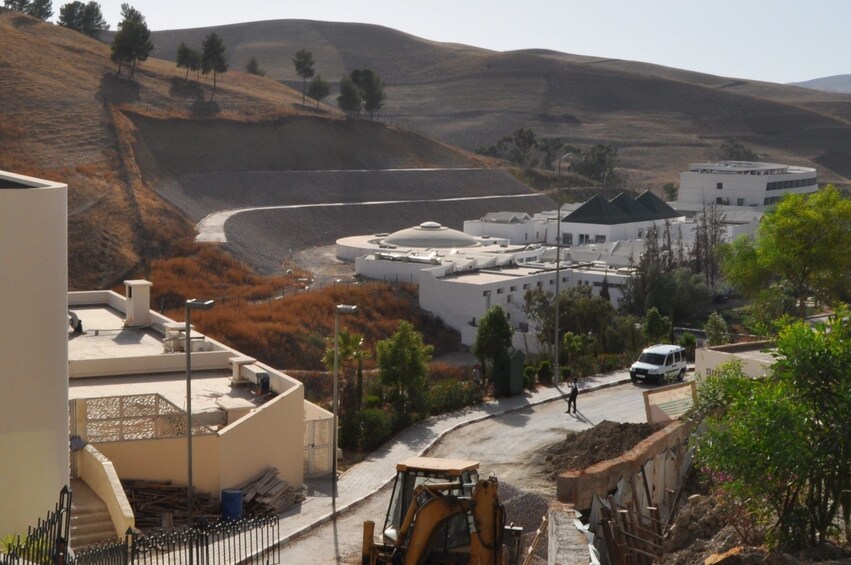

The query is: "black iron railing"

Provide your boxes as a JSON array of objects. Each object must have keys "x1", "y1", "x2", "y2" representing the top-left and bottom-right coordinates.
[
  {"x1": 1, "y1": 485, "x2": 72, "y2": 565},
  {"x1": 71, "y1": 515, "x2": 280, "y2": 565}
]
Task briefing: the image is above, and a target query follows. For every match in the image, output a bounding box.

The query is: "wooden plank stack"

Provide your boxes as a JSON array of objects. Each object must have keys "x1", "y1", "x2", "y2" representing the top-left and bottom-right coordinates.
[
  {"x1": 238, "y1": 468, "x2": 302, "y2": 516},
  {"x1": 121, "y1": 479, "x2": 218, "y2": 529}
]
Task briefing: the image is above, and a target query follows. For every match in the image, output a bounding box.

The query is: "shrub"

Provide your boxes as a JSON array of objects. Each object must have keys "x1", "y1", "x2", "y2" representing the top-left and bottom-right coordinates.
[
  {"x1": 523, "y1": 365, "x2": 537, "y2": 390},
  {"x1": 427, "y1": 379, "x2": 483, "y2": 414},
  {"x1": 353, "y1": 408, "x2": 393, "y2": 451},
  {"x1": 538, "y1": 360, "x2": 553, "y2": 385},
  {"x1": 679, "y1": 332, "x2": 697, "y2": 361}
]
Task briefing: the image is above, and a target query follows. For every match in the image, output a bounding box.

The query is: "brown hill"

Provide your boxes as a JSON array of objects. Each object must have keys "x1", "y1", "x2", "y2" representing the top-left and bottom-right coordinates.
[
  {"x1": 0, "y1": 10, "x2": 500, "y2": 288},
  {"x1": 147, "y1": 19, "x2": 851, "y2": 186}
]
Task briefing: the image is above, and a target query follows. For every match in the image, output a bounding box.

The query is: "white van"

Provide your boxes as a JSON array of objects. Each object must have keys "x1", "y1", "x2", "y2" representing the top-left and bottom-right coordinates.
[{"x1": 629, "y1": 344, "x2": 687, "y2": 384}]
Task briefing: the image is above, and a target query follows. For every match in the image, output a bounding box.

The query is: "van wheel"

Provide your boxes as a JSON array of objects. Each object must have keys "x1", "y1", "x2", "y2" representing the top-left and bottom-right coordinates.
[{"x1": 677, "y1": 369, "x2": 685, "y2": 382}]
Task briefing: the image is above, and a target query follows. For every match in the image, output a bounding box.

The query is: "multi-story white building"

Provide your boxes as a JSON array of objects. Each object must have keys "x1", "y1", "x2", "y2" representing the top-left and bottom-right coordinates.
[{"x1": 678, "y1": 161, "x2": 818, "y2": 208}]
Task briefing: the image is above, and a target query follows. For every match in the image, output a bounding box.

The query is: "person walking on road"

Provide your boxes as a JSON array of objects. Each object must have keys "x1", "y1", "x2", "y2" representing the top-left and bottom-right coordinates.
[{"x1": 567, "y1": 377, "x2": 578, "y2": 414}]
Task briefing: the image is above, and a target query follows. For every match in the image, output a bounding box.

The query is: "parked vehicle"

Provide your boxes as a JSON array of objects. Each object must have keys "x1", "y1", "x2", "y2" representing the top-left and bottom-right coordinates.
[{"x1": 629, "y1": 344, "x2": 687, "y2": 384}]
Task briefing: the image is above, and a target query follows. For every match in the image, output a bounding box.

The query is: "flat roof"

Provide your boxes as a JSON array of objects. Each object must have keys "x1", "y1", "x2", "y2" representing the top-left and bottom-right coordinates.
[
  {"x1": 396, "y1": 457, "x2": 479, "y2": 474},
  {"x1": 68, "y1": 305, "x2": 206, "y2": 361},
  {"x1": 67, "y1": 369, "x2": 259, "y2": 413}
]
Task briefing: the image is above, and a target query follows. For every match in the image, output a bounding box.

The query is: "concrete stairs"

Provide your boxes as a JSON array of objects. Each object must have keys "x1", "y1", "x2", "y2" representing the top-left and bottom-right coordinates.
[{"x1": 70, "y1": 478, "x2": 120, "y2": 550}]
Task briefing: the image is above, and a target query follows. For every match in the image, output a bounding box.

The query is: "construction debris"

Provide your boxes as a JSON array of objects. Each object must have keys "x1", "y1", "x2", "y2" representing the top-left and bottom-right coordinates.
[
  {"x1": 237, "y1": 468, "x2": 302, "y2": 516},
  {"x1": 121, "y1": 479, "x2": 218, "y2": 529}
]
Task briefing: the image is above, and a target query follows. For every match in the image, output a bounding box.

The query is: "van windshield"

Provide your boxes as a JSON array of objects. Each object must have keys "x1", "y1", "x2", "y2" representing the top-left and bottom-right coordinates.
[{"x1": 638, "y1": 352, "x2": 666, "y2": 365}]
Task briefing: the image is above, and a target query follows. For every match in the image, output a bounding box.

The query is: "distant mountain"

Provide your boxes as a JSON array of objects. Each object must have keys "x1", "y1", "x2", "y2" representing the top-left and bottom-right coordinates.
[
  {"x1": 789, "y1": 74, "x2": 851, "y2": 94},
  {"x1": 148, "y1": 19, "x2": 851, "y2": 186}
]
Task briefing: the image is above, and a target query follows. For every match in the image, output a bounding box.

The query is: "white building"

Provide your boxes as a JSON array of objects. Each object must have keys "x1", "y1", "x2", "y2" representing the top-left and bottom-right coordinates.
[
  {"x1": 0, "y1": 171, "x2": 69, "y2": 538},
  {"x1": 678, "y1": 161, "x2": 818, "y2": 208},
  {"x1": 1, "y1": 169, "x2": 332, "y2": 543}
]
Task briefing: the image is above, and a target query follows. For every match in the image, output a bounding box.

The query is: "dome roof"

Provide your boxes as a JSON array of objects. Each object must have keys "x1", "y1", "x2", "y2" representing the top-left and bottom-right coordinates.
[{"x1": 383, "y1": 222, "x2": 480, "y2": 248}]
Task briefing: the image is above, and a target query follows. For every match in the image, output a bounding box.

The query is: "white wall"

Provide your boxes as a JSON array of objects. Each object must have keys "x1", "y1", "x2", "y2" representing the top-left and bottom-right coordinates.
[{"x1": 0, "y1": 175, "x2": 69, "y2": 537}]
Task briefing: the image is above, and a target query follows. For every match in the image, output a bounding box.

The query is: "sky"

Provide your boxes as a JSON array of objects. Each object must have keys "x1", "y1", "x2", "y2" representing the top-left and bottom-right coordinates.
[{"x1": 89, "y1": 0, "x2": 850, "y2": 85}]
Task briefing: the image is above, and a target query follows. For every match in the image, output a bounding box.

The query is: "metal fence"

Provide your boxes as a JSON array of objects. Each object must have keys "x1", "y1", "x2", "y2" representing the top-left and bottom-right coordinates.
[
  {"x1": 0, "y1": 486, "x2": 71, "y2": 565},
  {"x1": 72, "y1": 515, "x2": 280, "y2": 565}
]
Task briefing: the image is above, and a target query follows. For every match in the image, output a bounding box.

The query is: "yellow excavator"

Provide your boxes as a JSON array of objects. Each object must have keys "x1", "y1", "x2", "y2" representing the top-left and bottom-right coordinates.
[{"x1": 361, "y1": 457, "x2": 523, "y2": 565}]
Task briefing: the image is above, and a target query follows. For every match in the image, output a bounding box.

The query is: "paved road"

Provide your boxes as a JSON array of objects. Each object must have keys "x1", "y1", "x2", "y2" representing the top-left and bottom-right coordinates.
[
  {"x1": 274, "y1": 374, "x2": 649, "y2": 564},
  {"x1": 196, "y1": 193, "x2": 546, "y2": 243}
]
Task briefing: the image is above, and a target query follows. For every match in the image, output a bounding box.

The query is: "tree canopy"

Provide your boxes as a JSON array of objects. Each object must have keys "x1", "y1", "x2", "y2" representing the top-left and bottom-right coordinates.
[
  {"x1": 721, "y1": 186, "x2": 851, "y2": 317},
  {"x1": 336, "y1": 69, "x2": 385, "y2": 118},
  {"x1": 377, "y1": 321, "x2": 432, "y2": 423},
  {"x1": 719, "y1": 137, "x2": 759, "y2": 161},
  {"x1": 4, "y1": 0, "x2": 52, "y2": 20},
  {"x1": 110, "y1": 3, "x2": 152, "y2": 77},
  {"x1": 58, "y1": 1, "x2": 108, "y2": 36},
  {"x1": 292, "y1": 48, "x2": 315, "y2": 105},
  {"x1": 472, "y1": 305, "x2": 513, "y2": 382},
  {"x1": 176, "y1": 41, "x2": 201, "y2": 81},
  {"x1": 336, "y1": 75, "x2": 362, "y2": 116},
  {"x1": 201, "y1": 32, "x2": 228, "y2": 100},
  {"x1": 244, "y1": 56, "x2": 265, "y2": 77},
  {"x1": 694, "y1": 307, "x2": 851, "y2": 549},
  {"x1": 307, "y1": 74, "x2": 330, "y2": 105}
]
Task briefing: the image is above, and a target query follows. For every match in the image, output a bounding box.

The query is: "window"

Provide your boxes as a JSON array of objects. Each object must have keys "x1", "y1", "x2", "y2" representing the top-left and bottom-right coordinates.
[
  {"x1": 496, "y1": 288, "x2": 504, "y2": 294},
  {"x1": 595, "y1": 235, "x2": 606, "y2": 243},
  {"x1": 563, "y1": 233, "x2": 573, "y2": 246},
  {"x1": 523, "y1": 283, "x2": 530, "y2": 290},
  {"x1": 637, "y1": 228, "x2": 644, "y2": 238},
  {"x1": 737, "y1": 198, "x2": 744, "y2": 206},
  {"x1": 716, "y1": 182, "x2": 723, "y2": 190},
  {"x1": 510, "y1": 286, "x2": 517, "y2": 292},
  {"x1": 578, "y1": 234, "x2": 591, "y2": 245}
]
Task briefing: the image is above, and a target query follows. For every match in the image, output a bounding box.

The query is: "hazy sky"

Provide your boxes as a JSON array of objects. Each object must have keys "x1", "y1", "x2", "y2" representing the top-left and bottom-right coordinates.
[{"x1": 89, "y1": 0, "x2": 849, "y2": 84}]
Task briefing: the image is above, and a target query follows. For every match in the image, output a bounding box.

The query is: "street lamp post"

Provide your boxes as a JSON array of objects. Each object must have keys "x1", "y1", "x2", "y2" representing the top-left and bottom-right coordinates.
[
  {"x1": 332, "y1": 304, "x2": 357, "y2": 503},
  {"x1": 185, "y1": 298, "x2": 214, "y2": 534},
  {"x1": 554, "y1": 152, "x2": 574, "y2": 386}
]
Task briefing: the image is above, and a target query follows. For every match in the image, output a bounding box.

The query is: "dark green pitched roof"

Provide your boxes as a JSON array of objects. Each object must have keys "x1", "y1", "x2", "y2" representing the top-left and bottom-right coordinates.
[
  {"x1": 564, "y1": 191, "x2": 683, "y2": 225},
  {"x1": 610, "y1": 193, "x2": 657, "y2": 222},
  {"x1": 564, "y1": 194, "x2": 632, "y2": 225},
  {"x1": 635, "y1": 190, "x2": 680, "y2": 220}
]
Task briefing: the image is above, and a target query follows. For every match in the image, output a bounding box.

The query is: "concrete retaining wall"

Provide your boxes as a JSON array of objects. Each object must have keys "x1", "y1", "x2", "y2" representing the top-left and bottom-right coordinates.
[{"x1": 556, "y1": 420, "x2": 694, "y2": 509}]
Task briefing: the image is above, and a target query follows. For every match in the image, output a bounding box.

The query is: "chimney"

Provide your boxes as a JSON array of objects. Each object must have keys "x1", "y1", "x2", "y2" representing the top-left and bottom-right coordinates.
[{"x1": 124, "y1": 280, "x2": 153, "y2": 327}]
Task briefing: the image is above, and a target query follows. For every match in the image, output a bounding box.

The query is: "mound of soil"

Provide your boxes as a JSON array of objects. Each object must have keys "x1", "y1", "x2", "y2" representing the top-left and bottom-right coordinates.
[{"x1": 540, "y1": 420, "x2": 666, "y2": 479}]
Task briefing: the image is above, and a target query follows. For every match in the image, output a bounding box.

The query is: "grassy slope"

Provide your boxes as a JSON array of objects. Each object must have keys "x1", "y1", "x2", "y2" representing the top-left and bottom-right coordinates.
[{"x1": 147, "y1": 19, "x2": 851, "y2": 186}]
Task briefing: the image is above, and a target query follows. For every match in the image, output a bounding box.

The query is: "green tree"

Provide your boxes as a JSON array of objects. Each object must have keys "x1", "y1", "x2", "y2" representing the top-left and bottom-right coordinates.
[
  {"x1": 694, "y1": 308, "x2": 851, "y2": 549},
  {"x1": 721, "y1": 186, "x2": 851, "y2": 317},
  {"x1": 58, "y1": 1, "x2": 108, "y2": 37},
  {"x1": 350, "y1": 68, "x2": 385, "y2": 118},
  {"x1": 337, "y1": 75, "x2": 362, "y2": 116},
  {"x1": 472, "y1": 305, "x2": 513, "y2": 383},
  {"x1": 323, "y1": 328, "x2": 370, "y2": 414},
  {"x1": 643, "y1": 307, "x2": 670, "y2": 343},
  {"x1": 4, "y1": 0, "x2": 51, "y2": 19},
  {"x1": 523, "y1": 287, "x2": 555, "y2": 358},
  {"x1": 244, "y1": 56, "x2": 265, "y2": 77},
  {"x1": 377, "y1": 321, "x2": 432, "y2": 424},
  {"x1": 201, "y1": 32, "x2": 228, "y2": 100},
  {"x1": 719, "y1": 137, "x2": 759, "y2": 161},
  {"x1": 110, "y1": 3, "x2": 152, "y2": 77},
  {"x1": 307, "y1": 74, "x2": 330, "y2": 105},
  {"x1": 292, "y1": 48, "x2": 315, "y2": 106},
  {"x1": 704, "y1": 312, "x2": 730, "y2": 346},
  {"x1": 662, "y1": 182, "x2": 678, "y2": 201},
  {"x1": 572, "y1": 144, "x2": 621, "y2": 187},
  {"x1": 176, "y1": 41, "x2": 201, "y2": 81}
]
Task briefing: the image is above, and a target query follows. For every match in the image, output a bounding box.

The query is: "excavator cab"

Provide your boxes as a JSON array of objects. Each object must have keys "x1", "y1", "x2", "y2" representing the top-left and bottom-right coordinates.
[
  {"x1": 363, "y1": 456, "x2": 523, "y2": 565},
  {"x1": 382, "y1": 457, "x2": 480, "y2": 544}
]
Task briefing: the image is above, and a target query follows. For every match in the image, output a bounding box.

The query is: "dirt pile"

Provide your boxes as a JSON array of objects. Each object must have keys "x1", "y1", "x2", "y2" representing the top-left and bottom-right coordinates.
[{"x1": 539, "y1": 420, "x2": 666, "y2": 479}]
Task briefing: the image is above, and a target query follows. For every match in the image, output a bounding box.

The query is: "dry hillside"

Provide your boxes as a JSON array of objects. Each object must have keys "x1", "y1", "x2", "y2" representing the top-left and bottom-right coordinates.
[
  {"x1": 147, "y1": 19, "x2": 851, "y2": 186},
  {"x1": 0, "y1": 10, "x2": 509, "y2": 288}
]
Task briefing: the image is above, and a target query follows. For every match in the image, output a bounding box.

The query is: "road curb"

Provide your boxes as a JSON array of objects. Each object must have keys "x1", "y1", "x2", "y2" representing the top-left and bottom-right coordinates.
[{"x1": 270, "y1": 376, "x2": 633, "y2": 551}]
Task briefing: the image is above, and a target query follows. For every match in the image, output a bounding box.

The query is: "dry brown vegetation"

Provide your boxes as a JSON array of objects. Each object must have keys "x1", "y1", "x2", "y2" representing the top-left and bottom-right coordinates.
[{"x1": 133, "y1": 237, "x2": 458, "y2": 371}]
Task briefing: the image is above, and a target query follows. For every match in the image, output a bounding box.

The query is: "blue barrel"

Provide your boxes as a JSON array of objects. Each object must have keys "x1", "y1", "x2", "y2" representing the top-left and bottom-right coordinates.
[{"x1": 221, "y1": 489, "x2": 243, "y2": 520}]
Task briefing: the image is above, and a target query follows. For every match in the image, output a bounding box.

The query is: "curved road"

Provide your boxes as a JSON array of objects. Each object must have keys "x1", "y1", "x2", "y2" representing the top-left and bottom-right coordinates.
[
  {"x1": 277, "y1": 377, "x2": 650, "y2": 564},
  {"x1": 195, "y1": 193, "x2": 546, "y2": 243}
]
